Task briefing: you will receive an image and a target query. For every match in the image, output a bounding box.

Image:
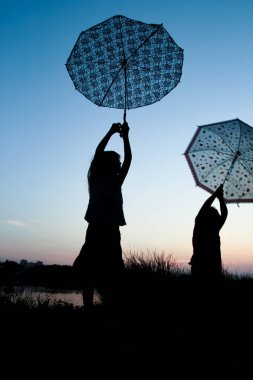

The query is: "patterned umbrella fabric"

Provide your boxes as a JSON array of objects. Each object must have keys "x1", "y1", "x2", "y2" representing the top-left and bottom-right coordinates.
[
  {"x1": 66, "y1": 15, "x2": 183, "y2": 122},
  {"x1": 184, "y1": 118, "x2": 253, "y2": 203}
]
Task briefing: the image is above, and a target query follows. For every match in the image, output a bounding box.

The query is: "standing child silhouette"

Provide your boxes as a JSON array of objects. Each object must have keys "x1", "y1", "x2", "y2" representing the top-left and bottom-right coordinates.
[
  {"x1": 74, "y1": 122, "x2": 132, "y2": 308},
  {"x1": 189, "y1": 184, "x2": 228, "y2": 279}
]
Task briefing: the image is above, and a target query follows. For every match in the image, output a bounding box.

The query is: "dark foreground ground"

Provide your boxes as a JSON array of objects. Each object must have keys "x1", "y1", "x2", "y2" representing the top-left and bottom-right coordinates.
[{"x1": 1, "y1": 277, "x2": 252, "y2": 378}]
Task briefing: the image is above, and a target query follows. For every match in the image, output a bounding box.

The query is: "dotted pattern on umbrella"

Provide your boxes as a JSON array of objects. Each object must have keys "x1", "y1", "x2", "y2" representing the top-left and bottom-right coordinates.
[
  {"x1": 184, "y1": 119, "x2": 253, "y2": 203},
  {"x1": 66, "y1": 15, "x2": 183, "y2": 110}
]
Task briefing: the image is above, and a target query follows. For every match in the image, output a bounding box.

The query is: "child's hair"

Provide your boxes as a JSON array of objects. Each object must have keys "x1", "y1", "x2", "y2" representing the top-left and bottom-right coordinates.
[{"x1": 87, "y1": 151, "x2": 121, "y2": 191}]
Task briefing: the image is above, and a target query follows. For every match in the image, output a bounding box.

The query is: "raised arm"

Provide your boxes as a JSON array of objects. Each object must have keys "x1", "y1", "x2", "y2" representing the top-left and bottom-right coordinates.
[
  {"x1": 216, "y1": 185, "x2": 228, "y2": 228},
  {"x1": 198, "y1": 189, "x2": 217, "y2": 216},
  {"x1": 94, "y1": 123, "x2": 121, "y2": 157},
  {"x1": 198, "y1": 184, "x2": 228, "y2": 226},
  {"x1": 118, "y1": 122, "x2": 132, "y2": 185}
]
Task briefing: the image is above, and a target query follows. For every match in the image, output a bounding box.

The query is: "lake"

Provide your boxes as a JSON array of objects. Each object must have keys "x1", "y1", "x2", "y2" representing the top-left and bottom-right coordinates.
[{"x1": 0, "y1": 286, "x2": 101, "y2": 307}]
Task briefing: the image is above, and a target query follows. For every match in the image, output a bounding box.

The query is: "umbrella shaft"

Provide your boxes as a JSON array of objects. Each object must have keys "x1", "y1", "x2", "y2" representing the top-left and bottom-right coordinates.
[{"x1": 122, "y1": 71, "x2": 126, "y2": 135}]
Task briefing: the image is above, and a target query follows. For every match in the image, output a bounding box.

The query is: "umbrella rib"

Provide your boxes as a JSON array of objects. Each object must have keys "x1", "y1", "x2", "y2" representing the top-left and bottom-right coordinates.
[
  {"x1": 192, "y1": 149, "x2": 252, "y2": 181},
  {"x1": 192, "y1": 146, "x2": 253, "y2": 189},
  {"x1": 224, "y1": 161, "x2": 253, "y2": 201},
  {"x1": 237, "y1": 157, "x2": 253, "y2": 176},
  {"x1": 234, "y1": 122, "x2": 253, "y2": 176},
  {"x1": 201, "y1": 128, "x2": 252, "y2": 183},
  {"x1": 127, "y1": 52, "x2": 182, "y2": 69},
  {"x1": 99, "y1": 17, "x2": 128, "y2": 108},
  {"x1": 241, "y1": 147, "x2": 253, "y2": 159},
  {"x1": 107, "y1": 23, "x2": 166, "y2": 109},
  {"x1": 224, "y1": 175, "x2": 244, "y2": 198},
  {"x1": 125, "y1": 23, "x2": 164, "y2": 65},
  {"x1": 98, "y1": 23, "x2": 181, "y2": 109},
  {"x1": 98, "y1": 66, "x2": 123, "y2": 107},
  {"x1": 84, "y1": 62, "x2": 179, "y2": 83},
  {"x1": 117, "y1": 16, "x2": 129, "y2": 116},
  {"x1": 189, "y1": 148, "x2": 234, "y2": 156},
  {"x1": 97, "y1": 23, "x2": 165, "y2": 109},
  {"x1": 204, "y1": 128, "x2": 237, "y2": 155},
  {"x1": 200, "y1": 156, "x2": 234, "y2": 182},
  {"x1": 128, "y1": 63, "x2": 181, "y2": 76}
]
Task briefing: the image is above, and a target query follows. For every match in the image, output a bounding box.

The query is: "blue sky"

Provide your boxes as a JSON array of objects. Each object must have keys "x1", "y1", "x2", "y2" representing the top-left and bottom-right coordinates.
[{"x1": 0, "y1": 0, "x2": 252, "y2": 274}]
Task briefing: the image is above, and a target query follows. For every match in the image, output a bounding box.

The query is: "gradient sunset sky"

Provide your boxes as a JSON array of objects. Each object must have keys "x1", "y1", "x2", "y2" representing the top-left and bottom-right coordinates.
[{"x1": 1, "y1": 0, "x2": 252, "y2": 274}]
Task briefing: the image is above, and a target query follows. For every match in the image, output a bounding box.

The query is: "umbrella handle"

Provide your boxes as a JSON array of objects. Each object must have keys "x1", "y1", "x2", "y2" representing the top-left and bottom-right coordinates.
[
  {"x1": 120, "y1": 108, "x2": 126, "y2": 137},
  {"x1": 119, "y1": 109, "x2": 128, "y2": 138}
]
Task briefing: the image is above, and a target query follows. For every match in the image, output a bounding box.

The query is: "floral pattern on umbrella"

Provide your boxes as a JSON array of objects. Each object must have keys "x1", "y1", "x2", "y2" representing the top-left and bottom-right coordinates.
[{"x1": 66, "y1": 15, "x2": 183, "y2": 121}]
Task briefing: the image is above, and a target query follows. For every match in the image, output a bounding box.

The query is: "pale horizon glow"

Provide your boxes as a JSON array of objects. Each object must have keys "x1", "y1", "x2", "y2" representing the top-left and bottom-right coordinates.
[{"x1": 0, "y1": 0, "x2": 252, "y2": 275}]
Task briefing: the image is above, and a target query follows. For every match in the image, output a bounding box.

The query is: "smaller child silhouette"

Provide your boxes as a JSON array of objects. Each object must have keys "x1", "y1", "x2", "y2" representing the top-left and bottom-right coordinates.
[{"x1": 189, "y1": 184, "x2": 228, "y2": 279}]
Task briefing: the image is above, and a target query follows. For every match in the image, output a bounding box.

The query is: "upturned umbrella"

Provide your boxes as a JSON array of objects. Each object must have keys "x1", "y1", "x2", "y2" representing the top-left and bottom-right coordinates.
[
  {"x1": 184, "y1": 118, "x2": 253, "y2": 203},
  {"x1": 66, "y1": 15, "x2": 183, "y2": 122}
]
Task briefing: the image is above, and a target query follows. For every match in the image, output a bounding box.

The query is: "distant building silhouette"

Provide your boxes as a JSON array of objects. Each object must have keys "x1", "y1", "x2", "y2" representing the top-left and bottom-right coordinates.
[{"x1": 20, "y1": 259, "x2": 43, "y2": 267}]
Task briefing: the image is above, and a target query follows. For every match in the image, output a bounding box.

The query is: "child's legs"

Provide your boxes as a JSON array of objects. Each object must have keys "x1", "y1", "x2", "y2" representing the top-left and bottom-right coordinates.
[{"x1": 82, "y1": 284, "x2": 94, "y2": 308}]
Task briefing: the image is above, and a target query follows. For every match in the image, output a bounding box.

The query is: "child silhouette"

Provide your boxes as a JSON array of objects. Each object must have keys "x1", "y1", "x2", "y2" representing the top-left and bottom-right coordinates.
[
  {"x1": 189, "y1": 184, "x2": 228, "y2": 279},
  {"x1": 73, "y1": 122, "x2": 132, "y2": 308}
]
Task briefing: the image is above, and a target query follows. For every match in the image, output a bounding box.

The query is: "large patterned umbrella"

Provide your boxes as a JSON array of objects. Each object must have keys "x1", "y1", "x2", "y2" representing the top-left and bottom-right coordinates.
[
  {"x1": 184, "y1": 118, "x2": 253, "y2": 203},
  {"x1": 66, "y1": 15, "x2": 183, "y2": 122}
]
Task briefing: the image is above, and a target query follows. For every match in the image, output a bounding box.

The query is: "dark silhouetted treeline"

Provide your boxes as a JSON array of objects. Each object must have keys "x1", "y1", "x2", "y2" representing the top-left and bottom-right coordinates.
[{"x1": 0, "y1": 260, "x2": 77, "y2": 289}]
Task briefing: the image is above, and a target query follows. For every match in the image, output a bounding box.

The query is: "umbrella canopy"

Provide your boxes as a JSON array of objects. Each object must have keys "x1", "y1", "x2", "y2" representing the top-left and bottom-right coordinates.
[
  {"x1": 66, "y1": 15, "x2": 183, "y2": 122},
  {"x1": 184, "y1": 118, "x2": 253, "y2": 203}
]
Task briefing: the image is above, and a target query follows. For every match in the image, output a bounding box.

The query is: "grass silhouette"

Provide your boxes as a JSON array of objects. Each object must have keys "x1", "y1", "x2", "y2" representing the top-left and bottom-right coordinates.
[{"x1": 1, "y1": 251, "x2": 252, "y2": 376}]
